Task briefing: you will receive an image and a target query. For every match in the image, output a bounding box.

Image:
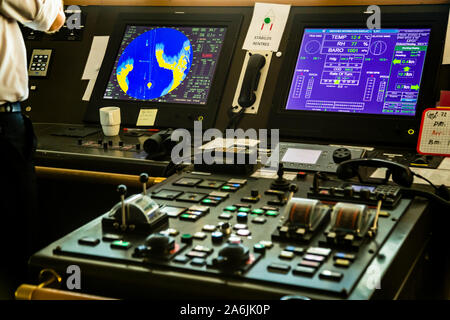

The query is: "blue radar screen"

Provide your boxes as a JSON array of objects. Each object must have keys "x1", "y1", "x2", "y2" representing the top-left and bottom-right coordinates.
[
  {"x1": 116, "y1": 28, "x2": 193, "y2": 100},
  {"x1": 104, "y1": 25, "x2": 227, "y2": 105}
]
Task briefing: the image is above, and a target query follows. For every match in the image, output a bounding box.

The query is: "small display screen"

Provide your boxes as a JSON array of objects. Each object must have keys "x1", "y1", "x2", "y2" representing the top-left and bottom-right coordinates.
[
  {"x1": 351, "y1": 185, "x2": 376, "y2": 192},
  {"x1": 285, "y1": 28, "x2": 431, "y2": 116},
  {"x1": 103, "y1": 25, "x2": 227, "y2": 105},
  {"x1": 281, "y1": 148, "x2": 322, "y2": 164}
]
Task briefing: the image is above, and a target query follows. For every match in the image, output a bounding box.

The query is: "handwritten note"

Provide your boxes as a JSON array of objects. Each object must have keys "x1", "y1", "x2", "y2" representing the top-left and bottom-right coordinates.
[
  {"x1": 136, "y1": 109, "x2": 158, "y2": 126},
  {"x1": 417, "y1": 108, "x2": 450, "y2": 156}
]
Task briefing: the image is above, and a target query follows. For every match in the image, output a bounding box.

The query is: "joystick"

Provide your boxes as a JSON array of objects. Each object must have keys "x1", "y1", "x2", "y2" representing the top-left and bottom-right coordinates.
[
  {"x1": 140, "y1": 173, "x2": 149, "y2": 195},
  {"x1": 117, "y1": 184, "x2": 127, "y2": 230},
  {"x1": 270, "y1": 163, "x2": 290, "y2": 191}
]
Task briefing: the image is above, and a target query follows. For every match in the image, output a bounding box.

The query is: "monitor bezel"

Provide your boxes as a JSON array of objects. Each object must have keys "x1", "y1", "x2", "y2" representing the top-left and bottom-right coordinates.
[
  {"x1": 84, "y1": 13, "x2": 242, "y2": 129},
  {"x1": 269, "y1": 11, "x2": 447, "y2": 147}
]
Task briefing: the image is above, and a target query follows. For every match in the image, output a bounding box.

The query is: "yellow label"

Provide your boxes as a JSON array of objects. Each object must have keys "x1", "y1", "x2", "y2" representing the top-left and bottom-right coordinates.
[{"x1": 136, "y1": 109, "x2": 158, "y2": 126}]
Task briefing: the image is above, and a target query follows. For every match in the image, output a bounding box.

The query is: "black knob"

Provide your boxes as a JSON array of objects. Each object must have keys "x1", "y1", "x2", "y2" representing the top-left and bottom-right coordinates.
[
  {"x1": 103, "y1": 142, "x2": 108, "y2": 150},
  {"x1": 376, "y1": 192, "x2": 387, "y2": 201},
  {"x1": 289, "y1": 184, "x2": 298, "y2": 193},
  {"x1": 360, "y1": 188, "x2": 371, "y2": 200},
  {"x1": 333, "y1": 148, "x2": 352, "y2": 164},
  {"x1": 220, "y1": 222, "x2": 230, "y2": 230},
  {"x1": 77, "y1": 139, "x2": 82, "y2": 145},
  {"x1": 98, "y1": 139, "x2": 102, "y2": 145},
  {"x1": 251, "y1": 190, "x2": 259, "y2": 197},
  {"x1": 136, "y1": 143, "x2": 141, "y2": 150},
  {"x1": 117, "y1": 184, "x2": 127, "y2": 196},
  {"x1": 219, "y1": 222, "x2": 231, "y2": 235},
  {"x1": 213, "y1": 243, "x2": 249, "y2": 268},
  {"x1": 108, "y1": 140, "x2": 113, "y2": 146},
  {"x1": 344, "y1": 186, "x2": 354, "y2": 197},
  {"x1": 145, "y1": 234, "x2": 175, "y2": 255},
  {"x1": 119, "y1": 141, "x2": 124, "y2": 147},
  {"x1": 140, "y1": 173, "x2": 149, "y2": 184}
]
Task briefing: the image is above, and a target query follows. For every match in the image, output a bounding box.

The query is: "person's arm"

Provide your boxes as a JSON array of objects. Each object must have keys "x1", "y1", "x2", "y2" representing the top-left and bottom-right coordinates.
[
  {"x1": 0, "y1": 0, "x2": 65, "y2": 33},
  {"x1": 47, "y1": 4, "x2": 65, "y2": 33}
]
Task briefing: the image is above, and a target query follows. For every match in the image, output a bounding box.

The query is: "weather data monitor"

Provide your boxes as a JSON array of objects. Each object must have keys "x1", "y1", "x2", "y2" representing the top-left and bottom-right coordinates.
[
  {"x1": 285, "y1": 28, "x2": 431, "y2": 116},
  {"x1": 104, "y1": 25, "x2": 227, "y2": 105}
]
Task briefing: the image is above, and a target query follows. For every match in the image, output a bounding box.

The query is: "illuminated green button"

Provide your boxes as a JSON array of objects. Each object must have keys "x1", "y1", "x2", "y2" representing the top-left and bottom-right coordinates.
[
  {"x1": 222, "y1": 185, "x2": 231, "y2": 190},
  {"x1": 238, "y1": 207, "x2": 251, "y2": 213},
  {"x1": 202, "y1": 199, "x2": 212, "y2": 203},
  {"x1": 254, "y1": 243, "x2": 265, "y2": 253},
  {"x1": 264, "y1": 17, "x2": 271, "y2": 24},
  {"x1": 224, "y1": 206, "x2": 237, "y2": 212},
  {"x1": 265, "y1": 210, "x2": 279, "y2": 217},
  {"x1": 251, "y1": 209, "x2": 265, "y2": 215},
  {"x1": 180, "y1": 214, "x2": 191, "y2": 218},
  {"x1": 111, "y1": 240, "x2": 131, "y2": 250},
  {"x1": 181, "y1": 234, "x2": 193, "y2": 244}
]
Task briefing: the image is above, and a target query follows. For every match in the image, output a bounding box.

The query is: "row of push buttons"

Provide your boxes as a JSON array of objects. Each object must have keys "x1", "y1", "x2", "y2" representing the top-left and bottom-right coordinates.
[
  {"x1": 159, "y1": 204, "x2": 210, "y2": 222},
  {"x1": 173, "y1": 177, "x2": 247, "y2": 190},
  {"x1": 268, "y1": 262, "x2": 343, "y2": 282},
  {"x1": 174, "y1": 245, "x2": 214, "y2": 267},
  {"x1": 153, "y1": 189, "x2": 230, "y2": 206},
  {"x1": 224, "y1": 205, "x2": 279, "y2": 217},
  {"x1": 220, "y1": 205, "x2": 278, "y2": 226},
  {"x1": 333, "y1": 252, "x2": 356, "y2": 268},
  {"x1": 33, "y1": 55, "x2": 48, "y2": 60},
  {"x1": 269, "y1": 246, "x2": 342, "y2": 279},
  {"x1": 78, "y1": 234, "x2": 132, "y2": 250}
]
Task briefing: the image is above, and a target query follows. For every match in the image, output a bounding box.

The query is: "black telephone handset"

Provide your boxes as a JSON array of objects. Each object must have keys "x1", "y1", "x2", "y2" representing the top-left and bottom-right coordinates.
[
  {"x1": 237, "y1": 53, "x2": 266, "y2": 108},
  {"x1": 337, "y1": 158, "x2": 414, "y2": 188}
]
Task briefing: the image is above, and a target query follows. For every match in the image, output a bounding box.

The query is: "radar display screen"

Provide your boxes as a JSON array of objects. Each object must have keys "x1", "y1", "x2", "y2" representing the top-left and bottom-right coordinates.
[
  {"x1": 103, "y1": 25, "x2": 227, "y2": 105},
  {"x1": 285, "y1": 28, "x2": 431, "y2": 116}
]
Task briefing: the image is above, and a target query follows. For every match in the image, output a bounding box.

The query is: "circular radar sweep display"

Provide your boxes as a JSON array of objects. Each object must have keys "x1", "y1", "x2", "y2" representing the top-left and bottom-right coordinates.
[
  {"x1": 370, "y1": 41, "x2": 387, "y2": 56},
  {"x1": 116, "y1": 28, "x2": 193, "y2": 100},
  {"x1": 304, "y1": 40, "x2": 321, "y2": 54}
]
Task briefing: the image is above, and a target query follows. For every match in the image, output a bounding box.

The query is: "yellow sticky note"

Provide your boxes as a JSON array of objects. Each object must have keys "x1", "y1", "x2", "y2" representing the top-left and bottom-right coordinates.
[{"x1": 136, "y1": 109, "x2": 158, "y2": 126}]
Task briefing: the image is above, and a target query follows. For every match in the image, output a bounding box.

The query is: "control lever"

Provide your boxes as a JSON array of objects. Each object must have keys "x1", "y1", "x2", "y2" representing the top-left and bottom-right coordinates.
[
  {"x1": 369, "y1": 193, "x2": 385, "y2": 237},
  {"x1": 140, "y1": 173, "x2": 149, "y2": 195},
  {"x1": 271, "y1": 163, "x2": 290, "y2": 191},
  {"x1": 117, "y1": 184, "x2": 127, "y2": 230},
  {"x1": 288, "y1": 184, "x2": 298, "y2": 202}
]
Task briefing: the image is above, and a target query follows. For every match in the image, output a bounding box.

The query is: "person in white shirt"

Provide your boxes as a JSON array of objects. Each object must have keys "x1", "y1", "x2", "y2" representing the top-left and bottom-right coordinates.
[{"x1": 0, "y1": 0, "x2": 65, "y2": 299}]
